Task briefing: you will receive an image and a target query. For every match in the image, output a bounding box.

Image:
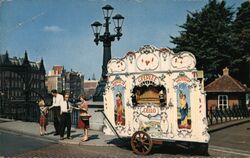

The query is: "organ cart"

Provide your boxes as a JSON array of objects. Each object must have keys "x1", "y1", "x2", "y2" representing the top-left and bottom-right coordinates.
[{"x1": 102, "y1": 45, "x2": 210, "y2": 155}]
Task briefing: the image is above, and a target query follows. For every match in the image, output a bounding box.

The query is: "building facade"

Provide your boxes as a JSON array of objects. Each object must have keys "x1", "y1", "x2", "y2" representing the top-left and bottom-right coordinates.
[
  {"x1": 46, "y1": 65, "x2": 65, "y2": 93},
  {"x1": 205, "y1": 67, "x2": 249, "y2": 110},
  {"x1": 46, "y1": 66, "x2": 82, "y2": 99},
  {"x1": 65, "y1": 70, "x2": 82, "y2": 99},
  {"x1": 0, "y1": 51, "x2": 46, "y2": 121},
  {"x1": 84, "y1": 79, "x2": 98, "y2": 99}
]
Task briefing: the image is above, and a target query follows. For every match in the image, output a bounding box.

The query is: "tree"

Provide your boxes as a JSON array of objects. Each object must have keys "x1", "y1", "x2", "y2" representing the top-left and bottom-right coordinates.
[
  {"x1": 170, "y1": 0, "x2": 235, "y2": 83},
  {"x1": 231, "y1": 1, "x2": 250, "y2": 86}
]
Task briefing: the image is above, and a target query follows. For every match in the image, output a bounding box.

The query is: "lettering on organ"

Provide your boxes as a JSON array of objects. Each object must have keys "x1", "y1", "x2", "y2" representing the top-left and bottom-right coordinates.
[
  {"x1": 137, "y1": 74, "x2": 159, "y2": 86},
  {"x1": 140, "y1": 106, "x2": 159, "y2": 117}
]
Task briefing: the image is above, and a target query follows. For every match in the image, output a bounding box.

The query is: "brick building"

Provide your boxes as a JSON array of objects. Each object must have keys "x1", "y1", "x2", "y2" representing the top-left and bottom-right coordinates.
[{"x1": 205, "y1": 67, "x2": 249, "y2": 110}]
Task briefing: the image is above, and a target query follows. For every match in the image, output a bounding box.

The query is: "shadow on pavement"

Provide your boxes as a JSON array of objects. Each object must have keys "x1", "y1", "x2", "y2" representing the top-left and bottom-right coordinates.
[
  {"x1": 71, "y1": 133, "x2": 82, "y2": 138},
  {"x1": 88, "y1": 134, "x2": 99, "y2": 141},
  {"x1": 106, "y1": 138, "x2": 130, "y2": 147},
  {"x1": 152, "y1": 142, "x2": 210, "y2": 157},
  {"x1": 107, "y1": 138, "x2": 210, "y2": 156},
  {"x1": 44, "y1": 131, "x2": 55, "y2": 135}
]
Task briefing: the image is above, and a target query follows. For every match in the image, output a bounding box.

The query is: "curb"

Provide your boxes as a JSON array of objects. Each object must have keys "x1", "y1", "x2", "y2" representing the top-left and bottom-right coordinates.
[
  {"x1": 59, "y1": 139, "x2": 81, "y2": 145},
  {"x1": 1, "y1": 117, "x2": 250, "y2": 146},
  {"x1": 208, "y1": 118, "x2": 250, "y2": 133},
  {"x1": 58, "y1": 140, "x2": 117, "y2": 147},
  {"x1": 0, "y1": 128, "x2": 58, "y2": 143},
  {"x1": 0, "y1": 123, "x2": 116, "y2": 147}
]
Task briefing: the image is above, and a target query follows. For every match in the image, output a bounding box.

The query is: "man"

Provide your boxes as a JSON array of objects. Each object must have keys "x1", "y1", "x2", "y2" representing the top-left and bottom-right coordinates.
[
  {"x1": 60, "y1": 93, "x2": 73, "y2": 140},
  {"x1": 50, "y1": 89, "x2": 63, "y2": 135}
]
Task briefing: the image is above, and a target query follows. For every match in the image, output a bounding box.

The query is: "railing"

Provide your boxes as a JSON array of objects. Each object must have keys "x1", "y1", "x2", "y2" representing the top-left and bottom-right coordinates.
[
  {"x1": 0, "y1": 103, "x2": 80, "y2": 128},
  {"x1": 47, "y1": 109, "x2": 79, "y2": 128},
  {"x1": 3, "y1": 103, "x2": 249, "y2": 129},
  {"x1": 1, "y1": 102, "x2": 40, "y2": 122},
  {"x1": 207, "y1": 106, "x2": 250, "y2": 125}
]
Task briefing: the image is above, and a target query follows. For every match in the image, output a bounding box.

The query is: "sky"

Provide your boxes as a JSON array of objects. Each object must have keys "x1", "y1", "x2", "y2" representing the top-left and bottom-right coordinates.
[{"x1": 0, "y1": 0, "x2": 245, "y2": 79}]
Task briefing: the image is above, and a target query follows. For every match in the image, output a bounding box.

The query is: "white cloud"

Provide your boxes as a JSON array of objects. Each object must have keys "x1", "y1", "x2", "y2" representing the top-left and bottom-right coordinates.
[{"x1": 43, "y1": 25, "x2": 64, "y2": 33}]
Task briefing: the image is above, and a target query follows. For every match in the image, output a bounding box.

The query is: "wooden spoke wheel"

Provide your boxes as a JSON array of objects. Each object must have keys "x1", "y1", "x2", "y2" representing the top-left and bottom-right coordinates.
[{"x1": 130, "y1": 131, "x2": 153, "y2": 155}]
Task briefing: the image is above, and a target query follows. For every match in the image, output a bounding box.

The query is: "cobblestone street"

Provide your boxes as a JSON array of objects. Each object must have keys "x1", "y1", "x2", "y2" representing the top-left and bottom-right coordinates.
[
  {"x1": 10, "y1": 122, "x2": 250, "y2": 158},
  {"x1": 13, "y1": 142, "x2": 249, "y2": 158}
]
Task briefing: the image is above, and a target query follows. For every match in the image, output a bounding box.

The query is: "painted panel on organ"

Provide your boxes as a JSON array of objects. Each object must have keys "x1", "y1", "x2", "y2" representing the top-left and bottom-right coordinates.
[{"x1": 103, "y1": 45, "x2": 210, "y2": 145}]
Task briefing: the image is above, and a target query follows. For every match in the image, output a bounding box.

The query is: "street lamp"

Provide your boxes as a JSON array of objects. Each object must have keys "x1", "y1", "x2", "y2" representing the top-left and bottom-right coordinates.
[
  {"x1": 0, "y1": 91, "x2": 4, "y2": 116},
  {"x1": 91, "y1": 4, "x2": 125, "y2": 101}
]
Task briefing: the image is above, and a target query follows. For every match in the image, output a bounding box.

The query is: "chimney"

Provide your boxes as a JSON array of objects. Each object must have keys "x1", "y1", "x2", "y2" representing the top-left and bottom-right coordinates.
[{"x1": 223, "y1": 67, "x2": 229, "y2": 75}]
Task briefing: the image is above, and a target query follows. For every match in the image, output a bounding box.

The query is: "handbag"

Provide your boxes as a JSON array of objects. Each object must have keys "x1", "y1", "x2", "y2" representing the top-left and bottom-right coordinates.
[{"x1": 80, "y1": 113, "x2": 91, "y2": 120}]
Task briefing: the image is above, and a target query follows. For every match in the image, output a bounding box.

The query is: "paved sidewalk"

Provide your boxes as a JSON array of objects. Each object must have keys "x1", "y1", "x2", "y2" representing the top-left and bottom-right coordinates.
[
  {"x1": 0, "y1": 117, "x2": 249, "y2": 147},
  {"x1": 0, "y1": 118, "x2": 122, "y2": 147},
  {"x1": 208, "y1": 117, "x2": 250, "y2": 133}
]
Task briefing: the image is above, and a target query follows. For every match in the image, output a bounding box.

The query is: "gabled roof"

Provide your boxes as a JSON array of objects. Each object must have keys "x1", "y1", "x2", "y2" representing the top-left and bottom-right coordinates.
[
  {"x1": 0, "y1": 52, "x2": 10, "y2": 64},
  {"x1": 205, "y1": 67, "x2": 249, "y2": 93},
  {"x1": 0, "y1": 51, "x2": 45, "y2": 72},
  {"x1": 52, "y1": 65, "x2": 64, "y2": 74}
]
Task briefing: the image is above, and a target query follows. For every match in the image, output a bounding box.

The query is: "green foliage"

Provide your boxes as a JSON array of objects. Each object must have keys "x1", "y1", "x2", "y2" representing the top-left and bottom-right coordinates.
[
  {"x1": 231, "y1": 1, "x2": 250, "y2": 85},
  {"x1": 171, "y1": 0, "x2": 249, "y2": 84}
]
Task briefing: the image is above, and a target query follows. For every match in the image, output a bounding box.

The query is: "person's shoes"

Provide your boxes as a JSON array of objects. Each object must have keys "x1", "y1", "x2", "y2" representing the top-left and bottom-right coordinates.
[
  {"x1": 81, "y1": 136, "x2": 88, "y2": 142},
  {"x1": 67, "y1": 136, "x2": 73, "y2": 140},
  {"x1": 80, "y1": 138, "x2": 86, "y2": 142},
  {"x1": 60, "y1": 137, "x2": 64, "y2": 140},
  {"x1": 54, "y1": 133, "x2": 59, "y2": 136}
]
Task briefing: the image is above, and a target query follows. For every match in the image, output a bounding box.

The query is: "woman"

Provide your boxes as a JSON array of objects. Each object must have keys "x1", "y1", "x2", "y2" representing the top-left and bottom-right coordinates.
[
  {"x1": 78, "y1": 95, "x2": 91, "y2": 141},
  {"x1": 116, "y1": 92, "x2": 123, "y2": 125}
]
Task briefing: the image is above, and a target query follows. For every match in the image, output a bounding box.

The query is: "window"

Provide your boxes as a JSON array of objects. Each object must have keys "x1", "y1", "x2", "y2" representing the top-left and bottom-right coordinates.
[{"x1": 218, "y1": 95, "x2": 228, "y2": 109}]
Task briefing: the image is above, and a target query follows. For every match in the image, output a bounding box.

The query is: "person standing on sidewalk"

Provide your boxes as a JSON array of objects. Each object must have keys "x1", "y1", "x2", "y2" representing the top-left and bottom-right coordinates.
[
  {"x1": 59, "y1": 93, "x2": 74, "y2": 140},
  {"x1": 38, "y1": 99, "x2": 48, "y2": 136},
  {"x1": 49, "y1": 89, "x2": 63, "y2": 136},
  {"x1": 78, "y1": 95, "x2": 91, "y2": 141}
]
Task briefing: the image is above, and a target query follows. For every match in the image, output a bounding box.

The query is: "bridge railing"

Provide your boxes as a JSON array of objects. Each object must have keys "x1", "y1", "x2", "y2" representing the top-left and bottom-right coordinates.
[
  {"x1": 46, "y1": 108, "x2": 79, "y2": 127},
  {"x1": 207, "y1": 106, "x2": 250, "y2": 125}
]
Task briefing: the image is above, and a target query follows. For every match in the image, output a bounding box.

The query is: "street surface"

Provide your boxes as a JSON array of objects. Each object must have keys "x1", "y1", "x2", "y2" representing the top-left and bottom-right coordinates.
[
  {"x1": 0, "y1": 130, "x2": 55, "y2": 157},
  {"x1": 209, "y1": 121, "x2": 250, "y2": 157},
  {"x1": 0, "y1": 122, "x2": 249, "y2": 157}
]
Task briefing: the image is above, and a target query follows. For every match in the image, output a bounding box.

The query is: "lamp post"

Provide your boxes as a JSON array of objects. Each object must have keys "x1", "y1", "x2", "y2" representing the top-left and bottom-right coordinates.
[
  {"x1": 0, "y1": 91, "x2": 4, "y2": 116},
  {"x1": 91, "y1": 4, "x2": 124, "y2": 101}
]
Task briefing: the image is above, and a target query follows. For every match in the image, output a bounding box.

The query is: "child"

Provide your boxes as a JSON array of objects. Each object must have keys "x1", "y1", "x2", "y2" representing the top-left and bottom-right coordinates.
[{"x1": 38, "y1": 99, "x2": 48, "y2": 136}]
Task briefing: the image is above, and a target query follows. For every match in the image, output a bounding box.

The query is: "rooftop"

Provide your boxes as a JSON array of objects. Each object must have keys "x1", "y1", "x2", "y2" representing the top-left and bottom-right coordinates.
[{"x1": 205, "y1": 67, "x2": 249, "y2": 93}]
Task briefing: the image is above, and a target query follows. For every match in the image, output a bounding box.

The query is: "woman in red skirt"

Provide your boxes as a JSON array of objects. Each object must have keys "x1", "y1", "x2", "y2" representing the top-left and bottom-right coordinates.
[{"x1": 78, "y1": 95, "x2": 91, "y2": 141}]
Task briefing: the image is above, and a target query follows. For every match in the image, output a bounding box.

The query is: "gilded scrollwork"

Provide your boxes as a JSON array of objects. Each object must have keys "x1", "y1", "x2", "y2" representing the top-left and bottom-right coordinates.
[{"x1": 103, "y1": 45, "x2": 209, "y2": 145}]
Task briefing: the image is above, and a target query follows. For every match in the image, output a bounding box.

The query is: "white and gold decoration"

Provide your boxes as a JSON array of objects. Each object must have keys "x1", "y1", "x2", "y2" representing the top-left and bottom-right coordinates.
[{"x1": 103, "y1": 45, "x2": 210, "y2": 145}]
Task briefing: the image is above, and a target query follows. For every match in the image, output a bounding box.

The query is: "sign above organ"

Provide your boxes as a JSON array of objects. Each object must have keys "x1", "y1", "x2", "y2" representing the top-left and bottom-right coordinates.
[
  {"x1": 107, "y1": 45, "x2": 197, "y2": 74},
  {"x1": 136, "y1": 74, "x2": 160, "y2": 86}
]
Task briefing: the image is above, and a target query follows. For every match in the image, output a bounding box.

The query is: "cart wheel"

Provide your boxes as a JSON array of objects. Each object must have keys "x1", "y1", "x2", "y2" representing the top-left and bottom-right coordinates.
[{"x1": 131, "y1": 131, "x2": 153, "y2": 155}]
